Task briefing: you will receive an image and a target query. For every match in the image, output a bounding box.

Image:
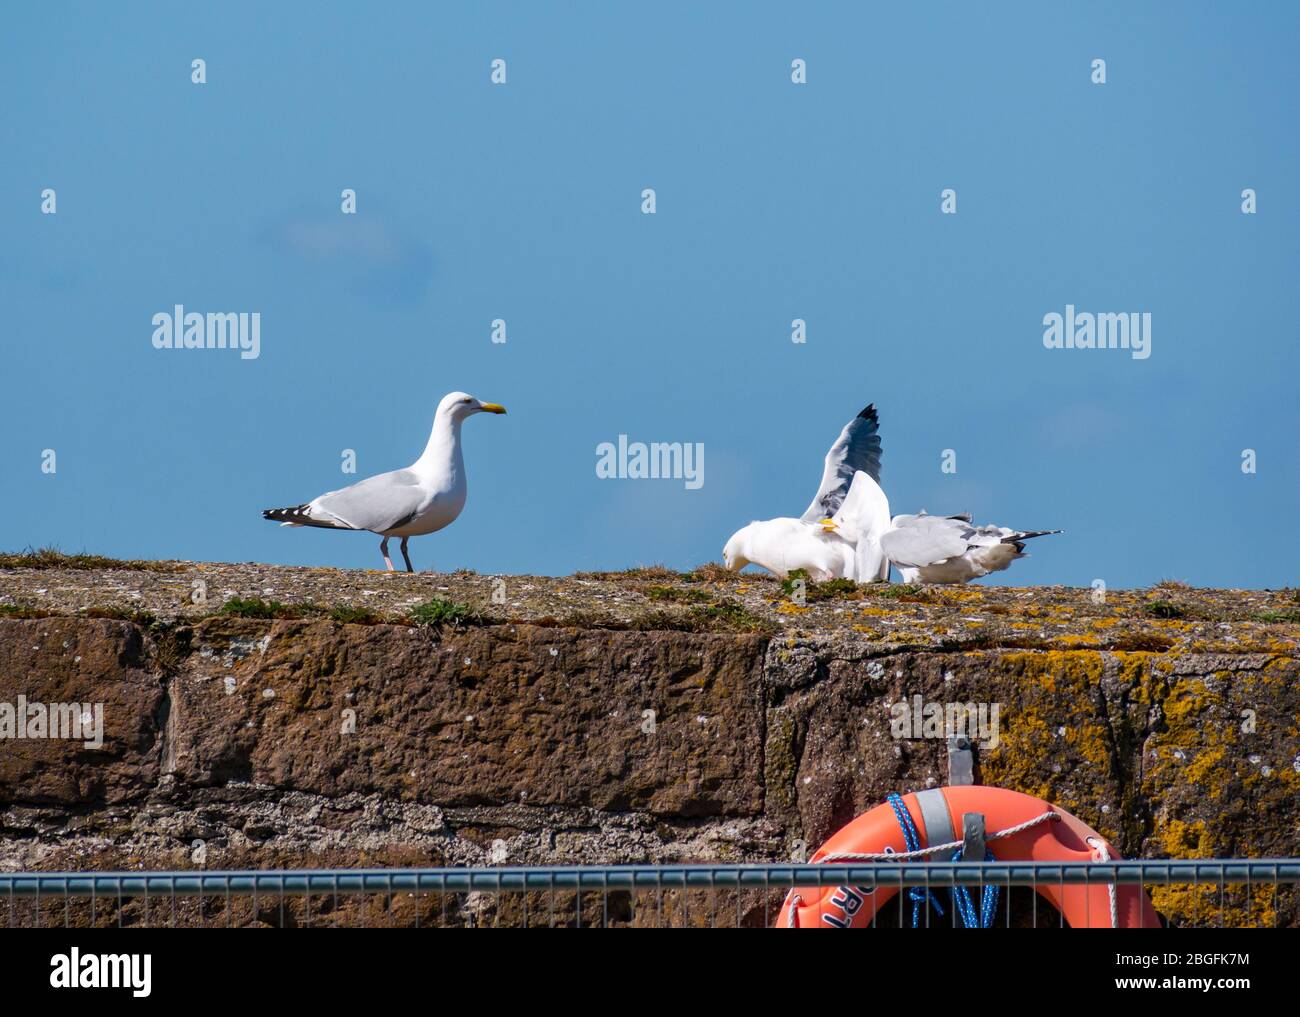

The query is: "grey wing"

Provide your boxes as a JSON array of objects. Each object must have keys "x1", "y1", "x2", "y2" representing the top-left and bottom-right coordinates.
[
  {"x1": 310, "y1": 469, "x2": 425, "y2": 533},
  {"x1": 800, "y1": 404, "x2": 883, "y2": 522},
  {"x1": 880, "y1": 515, "x2": 972, "y2": 566}
]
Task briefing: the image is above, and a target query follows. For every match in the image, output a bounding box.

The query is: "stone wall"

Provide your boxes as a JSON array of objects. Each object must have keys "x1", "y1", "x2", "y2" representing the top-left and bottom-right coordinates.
[{"x1": 2, "y1": 560, "x2": 1297, "y2": 926}]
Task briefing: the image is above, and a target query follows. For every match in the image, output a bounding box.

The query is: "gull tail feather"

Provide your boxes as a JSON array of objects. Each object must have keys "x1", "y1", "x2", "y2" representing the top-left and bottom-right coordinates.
[{"x1": 262, "y1": 505, "x2": 348, "y2": 530}]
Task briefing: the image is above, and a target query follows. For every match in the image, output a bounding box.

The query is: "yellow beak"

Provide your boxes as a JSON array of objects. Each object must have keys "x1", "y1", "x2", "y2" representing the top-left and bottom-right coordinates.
[{"x1": 479, "y1": 402, "x2": 507, "y2": 414}]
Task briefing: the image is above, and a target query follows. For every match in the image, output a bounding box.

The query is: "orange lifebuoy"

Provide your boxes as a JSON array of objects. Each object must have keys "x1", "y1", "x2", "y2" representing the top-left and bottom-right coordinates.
[{"x1": 778, "y1": 785, "x2": 1162, "y2": 928}]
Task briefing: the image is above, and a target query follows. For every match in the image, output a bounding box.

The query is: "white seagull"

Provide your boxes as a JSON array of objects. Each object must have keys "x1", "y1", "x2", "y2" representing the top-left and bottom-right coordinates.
[
  {"x1": 263, "y1": 391, "x2": 506, "y2": 572},
  {"x1": 880, "y1": 512, "x2": 1061, "y2": 584},
  {"x1": 723, "y1": 405, "x2": 892, "y2": 581}
]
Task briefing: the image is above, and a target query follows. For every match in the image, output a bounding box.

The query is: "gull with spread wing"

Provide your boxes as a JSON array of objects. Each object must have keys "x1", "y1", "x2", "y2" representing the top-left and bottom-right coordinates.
[{"x1": 722, "y1": 405, "x2": 892, "y2": 581}]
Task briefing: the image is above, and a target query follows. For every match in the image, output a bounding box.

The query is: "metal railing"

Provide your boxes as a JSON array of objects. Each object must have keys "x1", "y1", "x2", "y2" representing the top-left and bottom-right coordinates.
[{"x1": 3, "y1": 860, "x2": 1298, "y2": 928}]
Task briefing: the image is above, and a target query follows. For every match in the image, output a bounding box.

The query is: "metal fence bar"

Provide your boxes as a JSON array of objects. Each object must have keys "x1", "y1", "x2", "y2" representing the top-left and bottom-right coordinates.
[{"x1": 2, "y1": 860, "x2": 1298, "y2": 898}]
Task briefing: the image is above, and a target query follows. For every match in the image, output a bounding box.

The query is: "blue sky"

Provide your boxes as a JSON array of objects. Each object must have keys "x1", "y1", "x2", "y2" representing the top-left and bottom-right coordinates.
[{"x1": 2, "y1": 1, "x2": 1297, "y2": 587}]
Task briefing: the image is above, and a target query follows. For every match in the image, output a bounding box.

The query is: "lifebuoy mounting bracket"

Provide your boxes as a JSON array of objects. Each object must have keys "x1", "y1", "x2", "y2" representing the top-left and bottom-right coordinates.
[
  {"x1": 962, "y1": 811, "x2": 986, "y2": 861},
  {"x1": 947, "y1": 735, "x2": 975, "y2": 785}
]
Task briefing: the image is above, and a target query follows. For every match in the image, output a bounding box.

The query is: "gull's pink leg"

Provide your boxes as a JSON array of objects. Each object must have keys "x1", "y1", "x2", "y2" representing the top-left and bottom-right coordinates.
[{"x1": 380, "y1": 536, "x2": 395, "y2": 571}]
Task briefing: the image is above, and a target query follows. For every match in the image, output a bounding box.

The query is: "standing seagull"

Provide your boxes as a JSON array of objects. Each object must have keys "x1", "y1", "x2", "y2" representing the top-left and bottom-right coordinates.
[{"x1": 262, "y1": 391, "x2": 506, "y2": 572}]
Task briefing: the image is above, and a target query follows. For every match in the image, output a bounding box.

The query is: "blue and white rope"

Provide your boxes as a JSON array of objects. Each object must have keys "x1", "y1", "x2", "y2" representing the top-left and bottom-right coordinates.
[{"x1": 885, "y1": 792, "x2": 948, "y2": 926}]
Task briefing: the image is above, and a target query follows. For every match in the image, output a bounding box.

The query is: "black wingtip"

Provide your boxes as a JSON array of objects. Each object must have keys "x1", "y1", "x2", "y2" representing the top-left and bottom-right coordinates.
[
  {"x1": 1001, "y1": 528, "x2": 1063, "y2": 543},
  {"x1": 263, "y1": 505, "x2": 306, "y2": 523},
  {"x1": 857, "y1": 403, "x2": 877, "y2": 421}
]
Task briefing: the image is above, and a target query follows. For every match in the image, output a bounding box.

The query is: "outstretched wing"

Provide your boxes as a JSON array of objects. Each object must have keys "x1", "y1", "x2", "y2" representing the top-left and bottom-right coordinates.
[
  {"x1": 801, "y1": 405, "x2": 883, "y2": 522},
  {"x1": 832, "y1": 470, "x2": 892, "y2": 539},
  {"x1": 880, "y1": 514, "x2": 972, "y2": 567},
  {"x1": 308, "y1": 469, "x2": 425, "y2": 533}
]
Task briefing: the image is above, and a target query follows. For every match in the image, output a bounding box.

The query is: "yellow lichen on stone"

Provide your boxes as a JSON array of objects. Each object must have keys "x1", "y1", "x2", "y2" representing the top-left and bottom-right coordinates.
[
  {"x1": 1056, "y1": 633, "x2": 1100, "y2": 647},
  {"x1": 1160, "y1": 817, "x2": 1213, "y2": 857}
]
